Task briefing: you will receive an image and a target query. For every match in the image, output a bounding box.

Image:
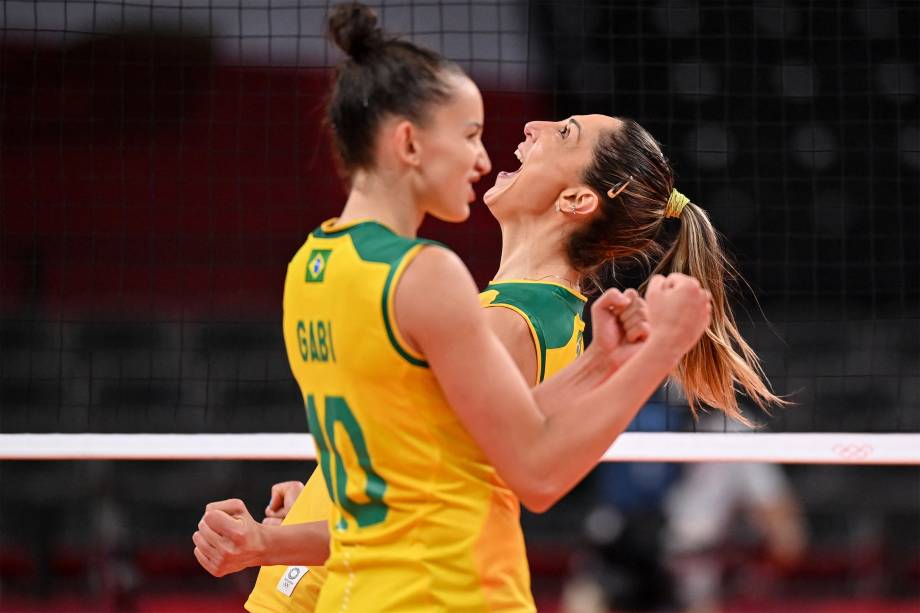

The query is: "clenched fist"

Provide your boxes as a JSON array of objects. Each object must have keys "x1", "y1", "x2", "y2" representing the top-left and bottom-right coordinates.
[
  {"x1": 263, "y1": 480, "x2": 304, "y2": 526},
  {"x1": 645, "y1": 273, "x2": 712, "y2": 356},
  {"x1": 590, "y1": 287, "x2": 651, "y2": 371},
  {"x1": 192, "y1": 498, "x2": 266, "y2": 578}
]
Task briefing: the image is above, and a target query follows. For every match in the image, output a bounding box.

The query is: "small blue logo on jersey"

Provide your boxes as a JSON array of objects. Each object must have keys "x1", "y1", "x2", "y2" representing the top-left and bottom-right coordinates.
[{"x1": 306, "y1": 249, "x2": 332, "y2": 283}]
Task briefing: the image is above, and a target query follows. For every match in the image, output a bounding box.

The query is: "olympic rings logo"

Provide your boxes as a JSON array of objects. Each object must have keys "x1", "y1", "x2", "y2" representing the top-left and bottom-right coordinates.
[{"x1": 831, "y1": 443, "x2": 874, "y2": 460}]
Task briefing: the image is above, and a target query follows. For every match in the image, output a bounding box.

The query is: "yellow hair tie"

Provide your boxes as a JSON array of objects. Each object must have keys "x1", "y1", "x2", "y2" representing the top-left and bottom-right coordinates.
[{"x1": 665, "y1": 189, "x2": 689, "y2": 219}]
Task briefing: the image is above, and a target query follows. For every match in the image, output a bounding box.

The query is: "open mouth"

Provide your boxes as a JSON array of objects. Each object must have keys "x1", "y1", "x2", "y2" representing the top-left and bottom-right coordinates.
[{"x1": 497, "y1": 147, "x2": 525, "y2": 180}]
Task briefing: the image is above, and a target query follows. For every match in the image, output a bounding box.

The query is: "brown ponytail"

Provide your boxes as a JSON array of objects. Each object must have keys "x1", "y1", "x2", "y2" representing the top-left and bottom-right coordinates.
[
  {"x1": 649, "y1": 201, "x2": 785, "y2": 423},
  {"x1": 570, "y1": 118, "x2": 784, "y2": 423}
]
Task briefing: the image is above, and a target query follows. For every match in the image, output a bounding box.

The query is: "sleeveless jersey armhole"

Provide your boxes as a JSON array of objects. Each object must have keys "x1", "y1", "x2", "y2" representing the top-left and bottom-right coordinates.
[
  {"x1": 383, "y1": 242, "x2": 431, "y2": 367},
  {"x1": 480, "y1": 302, "x2": 544, "y2": 386}
]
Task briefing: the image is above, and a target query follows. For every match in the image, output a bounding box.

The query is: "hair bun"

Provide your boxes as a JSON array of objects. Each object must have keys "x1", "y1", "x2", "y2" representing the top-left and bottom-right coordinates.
[{"x1": 328, "y1": 2, "x2": 383, "y2": 62}]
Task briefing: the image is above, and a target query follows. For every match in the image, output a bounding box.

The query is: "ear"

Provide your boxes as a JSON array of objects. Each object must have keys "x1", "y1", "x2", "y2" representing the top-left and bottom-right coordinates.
[
  {"x1": 392, "y1": 120, "x2": 422, "y2": 168},
  {"x1": 554, "y1": 187, "x2": 600, "y2": 216}
]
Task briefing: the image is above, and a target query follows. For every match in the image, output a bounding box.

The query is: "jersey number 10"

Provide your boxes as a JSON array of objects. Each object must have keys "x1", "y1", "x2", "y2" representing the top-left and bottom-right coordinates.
[{"x1": 306, "y1": 395, "x2": 389, "y2": 530}]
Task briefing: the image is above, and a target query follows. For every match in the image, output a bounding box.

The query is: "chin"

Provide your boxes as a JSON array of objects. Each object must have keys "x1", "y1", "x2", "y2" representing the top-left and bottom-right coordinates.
[
  {"x1": 483, "y1": 181, "x2": 513, "y2": 210},
  {"x1": 430, "y1": 204, "x2": 470, "y2": 224},
  {"x1": 482, "y1": 191, "x2": 508, "y2": 219}
]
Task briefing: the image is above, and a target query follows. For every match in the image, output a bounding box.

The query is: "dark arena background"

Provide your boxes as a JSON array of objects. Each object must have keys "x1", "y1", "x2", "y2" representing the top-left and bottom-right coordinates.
[{"x1": 1, "y1": 2, "x2": 918, "y2": 612}]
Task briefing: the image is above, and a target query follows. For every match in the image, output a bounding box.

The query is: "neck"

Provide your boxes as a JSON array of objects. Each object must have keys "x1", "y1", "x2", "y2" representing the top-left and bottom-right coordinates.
[
  {"x1": 337, "y1": 169, "x2": 423, "y2": 237},
  {"x1": 493, "y1": 212, "x2": 579, "y2": 290}
]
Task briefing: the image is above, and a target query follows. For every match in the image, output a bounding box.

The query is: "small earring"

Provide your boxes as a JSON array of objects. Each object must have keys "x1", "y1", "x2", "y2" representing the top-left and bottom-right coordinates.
[{"x1": 554, "y1": 201, "x2": 577, "y2": 214}]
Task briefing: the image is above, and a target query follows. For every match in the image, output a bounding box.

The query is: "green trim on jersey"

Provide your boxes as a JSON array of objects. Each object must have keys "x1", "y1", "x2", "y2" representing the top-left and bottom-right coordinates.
[
  {"x1": 484, "y1": 281, "x2": 587, "y2": 382},
  {"x1": 311, "y1": 220, "x2": 443, "y2": 368}
]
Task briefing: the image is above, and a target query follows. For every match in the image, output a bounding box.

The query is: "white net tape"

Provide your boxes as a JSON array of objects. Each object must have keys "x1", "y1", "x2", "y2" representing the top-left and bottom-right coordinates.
[{"x1": 2, "y1": 433, "x2": 919, "y2": 464}]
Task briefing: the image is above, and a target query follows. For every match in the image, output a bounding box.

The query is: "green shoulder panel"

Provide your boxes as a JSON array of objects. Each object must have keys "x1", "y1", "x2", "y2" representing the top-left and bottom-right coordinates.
[
  {"x1": 313, "y1": 221, "x2": 445, "y2": 367},
  {"x1": 485, "y1": 282, "x2": 586, "y2": 381}
]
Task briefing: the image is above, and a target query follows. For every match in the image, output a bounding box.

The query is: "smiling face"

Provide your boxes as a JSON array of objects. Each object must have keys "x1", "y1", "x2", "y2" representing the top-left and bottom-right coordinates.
[
  {"x1": 483, "y1": 114, "x2": 622, "y2": 215},
  {"x1": 412, "y1": 72, "x2": 492, "y2": 222}
]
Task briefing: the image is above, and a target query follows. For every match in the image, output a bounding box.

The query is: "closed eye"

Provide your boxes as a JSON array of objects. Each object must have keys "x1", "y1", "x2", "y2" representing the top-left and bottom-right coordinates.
[{"x1": 466, "y1": 121, "x2": 484, "y2": 140}]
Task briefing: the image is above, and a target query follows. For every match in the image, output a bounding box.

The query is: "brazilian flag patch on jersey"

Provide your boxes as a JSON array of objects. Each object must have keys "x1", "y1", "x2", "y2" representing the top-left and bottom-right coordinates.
[{"x1": 305, "y1": 249, "x2": 332, "y2": 283}]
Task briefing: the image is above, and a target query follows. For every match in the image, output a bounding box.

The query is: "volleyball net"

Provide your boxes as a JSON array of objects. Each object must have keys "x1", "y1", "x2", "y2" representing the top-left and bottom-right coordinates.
[
  {"x1": 1, "y1": 1, "x2": 918, "y2": 467},
  {"x1": 2, "y1": 433, "x2": 919, "y2": 465}
]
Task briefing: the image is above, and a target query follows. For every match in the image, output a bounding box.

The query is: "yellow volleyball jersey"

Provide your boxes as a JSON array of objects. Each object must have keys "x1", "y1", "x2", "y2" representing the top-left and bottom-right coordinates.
[
  {"x1": 277, "y1": 217, "x2": 535, "y2": 613},
  {"x1": 245, "y1": 279, "x2": 587, "y2": 613}
]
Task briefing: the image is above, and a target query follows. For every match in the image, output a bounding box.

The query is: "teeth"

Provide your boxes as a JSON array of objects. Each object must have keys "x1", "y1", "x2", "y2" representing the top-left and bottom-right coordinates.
[{"x1": 514, "y1": 149, "x2": 523, "y2": 163}]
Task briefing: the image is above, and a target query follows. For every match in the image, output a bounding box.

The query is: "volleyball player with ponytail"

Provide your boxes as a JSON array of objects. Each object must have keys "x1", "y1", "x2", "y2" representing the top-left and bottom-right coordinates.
[{"x1": 484, "y1": 115, "x2": 782, "y2": 418}]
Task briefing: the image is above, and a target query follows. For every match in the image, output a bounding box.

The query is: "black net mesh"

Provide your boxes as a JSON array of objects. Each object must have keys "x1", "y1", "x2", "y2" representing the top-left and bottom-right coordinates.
[{"x1": 1, "y1": 1, "x2": 918, "y2": 436}]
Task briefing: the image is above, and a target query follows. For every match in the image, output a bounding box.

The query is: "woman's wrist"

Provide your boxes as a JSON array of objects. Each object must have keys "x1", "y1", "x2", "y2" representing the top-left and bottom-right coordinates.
[
  {"x1": 639, "y1": 335, "x2": 684, "y2": 370},
  {"x1": 581, "y1": 342, "x2": 618, "y2": 377},
  {"x1": 252, "y1": 522, "x2": 274, "y2": 567},
  {"x1": 255, "y1": 522, "x2": 331, "y2": 567}
]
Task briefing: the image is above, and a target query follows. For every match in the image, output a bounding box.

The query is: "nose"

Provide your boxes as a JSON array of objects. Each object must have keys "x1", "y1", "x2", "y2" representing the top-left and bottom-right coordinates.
[
  {"x1": 475, "y1": 142, "x2": 492, "y2": 176},
  {"x1": 523, "y1": 120, "x2": 550, "y2": 141}
]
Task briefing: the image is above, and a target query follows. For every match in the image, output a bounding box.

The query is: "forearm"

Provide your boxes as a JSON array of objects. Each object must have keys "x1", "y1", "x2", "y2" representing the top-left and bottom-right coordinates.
[
  {"x1": 257, "y1": 520, "x2": 330, "y2": 567},
  {"x1": 526, "y1": 340, "x2": 681, "y2": 507},
  {"x1": 532, "y1": 343, "x2": 614, "y2": 416}
]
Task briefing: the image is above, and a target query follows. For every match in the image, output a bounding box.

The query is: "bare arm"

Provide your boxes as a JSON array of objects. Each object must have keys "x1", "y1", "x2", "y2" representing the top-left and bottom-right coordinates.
[
  {"x1": 482, "y1": 307, "x2": 539, "y2": 384},
  {"x1": 259, "y1": 520, "x2": 329, "y2": 567},
  {"x1": 398, "y1": 248, "x2": 708, "y2": 512}
]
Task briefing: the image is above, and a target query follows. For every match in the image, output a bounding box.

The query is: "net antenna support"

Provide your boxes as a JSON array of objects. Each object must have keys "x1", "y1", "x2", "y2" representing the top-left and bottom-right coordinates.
[{"x1": 2, "y1": 433, "x2": 919, "y2": 465}]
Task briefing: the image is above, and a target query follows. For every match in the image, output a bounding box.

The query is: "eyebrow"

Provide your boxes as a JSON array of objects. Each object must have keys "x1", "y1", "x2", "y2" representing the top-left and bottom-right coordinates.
[{"x1": 569, "y1": 118, "x2": 582, "y2": 142}]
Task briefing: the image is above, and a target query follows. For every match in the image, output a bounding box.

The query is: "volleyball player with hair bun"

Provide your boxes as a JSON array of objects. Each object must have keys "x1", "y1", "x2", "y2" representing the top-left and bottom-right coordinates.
[{"x1": 191, "y1": 3, "x2": 738, "y2": 611}]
